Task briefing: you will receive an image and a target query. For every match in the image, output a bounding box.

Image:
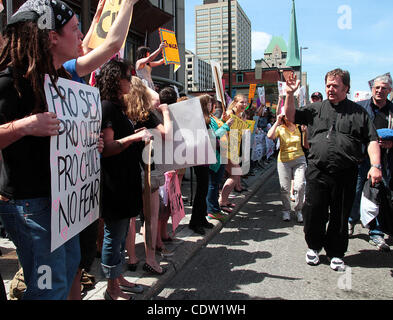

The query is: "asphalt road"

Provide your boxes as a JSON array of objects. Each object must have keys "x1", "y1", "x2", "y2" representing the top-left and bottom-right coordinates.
[{"x1": 155, "y1": 171, "x2": 393, "y2": 300}]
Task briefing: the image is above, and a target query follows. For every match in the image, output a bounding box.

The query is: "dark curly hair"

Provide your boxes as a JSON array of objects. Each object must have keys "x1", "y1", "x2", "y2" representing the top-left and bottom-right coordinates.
[
  {"x1": 136, "y1": 46, "x2": 150, "y2": 61},
  {"x1": 0, "y1": 21, "x2": 69, "y2": 112},
  {"x1": 95, "y1": 59, "x2": 132, "y2": 107}
]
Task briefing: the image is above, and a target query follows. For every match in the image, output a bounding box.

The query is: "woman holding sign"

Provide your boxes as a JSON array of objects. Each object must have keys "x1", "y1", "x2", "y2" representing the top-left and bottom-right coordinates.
[
  {"x1": 97, "y1": 59, "x2": 151, "y2": 300},
  {"x1": 218, "y1": 94, "x2": 248, "y2": 215},
  {"x1": 135, "y1": 43, "x2": 167, "y2": 91},
  {"x1": 0, "y1": 0, "x2": 85, "y2": 300},
  {"x1": 123, "y1": 76, "x2": 172, "y2": 275},
  {"x1": 63, "y1": 0, "x2": 139, "y2": 300}
]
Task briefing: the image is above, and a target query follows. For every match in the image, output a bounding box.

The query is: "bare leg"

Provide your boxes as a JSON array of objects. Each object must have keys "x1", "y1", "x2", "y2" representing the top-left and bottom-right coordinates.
[
  {"x1": 106, "y1": 278, "x2": 131, "y2": 300},
  {"x1": 125, "y1": 218, "x2": 139, "y2": 266},
  {"x1": 144, "y1": 190, "x2": 161, "y2": 271}
]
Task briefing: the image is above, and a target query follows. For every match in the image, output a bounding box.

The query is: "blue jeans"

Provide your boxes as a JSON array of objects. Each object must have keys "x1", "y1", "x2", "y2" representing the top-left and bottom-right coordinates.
[
  {"x1": 0, "y1": 197, "x2": 80, "y2": 300},
  {"x1": 349, "y1": 159, "x2": 384, "y2": 237},
  {"x1": 101, "y1": 218, "x2": 130, "y2": 279},
  {"x1": 206, "y1": 164, "x2": 226, "y2": 214}
]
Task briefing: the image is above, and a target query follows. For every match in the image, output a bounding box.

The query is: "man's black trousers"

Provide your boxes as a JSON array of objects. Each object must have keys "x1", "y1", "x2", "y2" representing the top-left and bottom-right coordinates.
[{"x1": 303, "y1": 163, "x2": 358, "y2": 258}]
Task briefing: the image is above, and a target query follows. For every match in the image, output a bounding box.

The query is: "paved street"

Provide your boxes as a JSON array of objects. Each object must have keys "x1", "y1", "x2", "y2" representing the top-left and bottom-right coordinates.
[{"x1": 156, "y1": 165, "x2": 393, "y2": 300}]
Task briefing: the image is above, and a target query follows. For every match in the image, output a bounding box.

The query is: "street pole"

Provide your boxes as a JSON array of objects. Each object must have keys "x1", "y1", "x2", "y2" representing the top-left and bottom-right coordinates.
[
  {"x1": 300, "y1": 46, "x2": 308, "y2": 86},
  {"x1": 228, "y1": 0, "x2": 232, "y2": 98}
]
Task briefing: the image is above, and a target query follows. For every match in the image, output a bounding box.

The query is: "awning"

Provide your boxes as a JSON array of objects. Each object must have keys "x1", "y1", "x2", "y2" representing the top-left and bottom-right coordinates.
[{"x1": 131, "y1": 0, "x2": 173, "y2": 34}]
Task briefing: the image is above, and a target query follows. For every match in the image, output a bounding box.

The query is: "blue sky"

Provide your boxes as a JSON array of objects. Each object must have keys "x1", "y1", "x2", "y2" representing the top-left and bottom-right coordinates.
[{"x1": 184, "y1": 0, "x2": 393, "y2": 98}]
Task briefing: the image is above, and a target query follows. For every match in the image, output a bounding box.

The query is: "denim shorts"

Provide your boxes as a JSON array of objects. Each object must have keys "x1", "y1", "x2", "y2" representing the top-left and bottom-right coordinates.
[{"x1": 0, "y1": 197, "x2": 80, "y2": 300}]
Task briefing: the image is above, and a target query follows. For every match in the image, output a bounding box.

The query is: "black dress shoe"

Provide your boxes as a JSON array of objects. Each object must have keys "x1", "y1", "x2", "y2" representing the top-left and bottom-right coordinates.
[
  {"x1": 189, "y1": 224, "x2": 205, "y2": 235},
  {"x1": 201, "y1": 220, "x2": 214, "y2": 229}
]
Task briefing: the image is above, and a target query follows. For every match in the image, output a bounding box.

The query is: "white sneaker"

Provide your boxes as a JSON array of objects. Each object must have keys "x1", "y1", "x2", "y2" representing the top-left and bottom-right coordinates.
[
  {"x1": 296, "y1": 211, "x2": 303, "y2": 223},
  {"x1": 305, "y1": 249, "x2": 320, "y2": 265},
  {"x1": 329, "y1": 257, "x2": 346, "y2": 271},
  {"x1": 282, "y1": 211, "x2": 291, "y2": 221},
  {"x1": 348, "y1": 223, "x2": 354, "y2": 236}
]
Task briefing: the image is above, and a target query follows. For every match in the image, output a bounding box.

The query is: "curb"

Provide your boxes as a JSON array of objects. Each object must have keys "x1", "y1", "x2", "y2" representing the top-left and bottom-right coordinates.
[{"x1": 141, "y1": 161, "x2": 277, "y2": 300}]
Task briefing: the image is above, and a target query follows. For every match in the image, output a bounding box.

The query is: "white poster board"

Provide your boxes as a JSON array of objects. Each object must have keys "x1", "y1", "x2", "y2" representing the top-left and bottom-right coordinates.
[
  {"x1": 44, "y1": 76, "x2": 101, "y2": 252},
  {"x1": 257, "y1": 86, "x2": 266, "y2": 105},
  {"x1": 149, "y1": 98, "x2": 216, "y2": 173},
  {"x1": 296, "y1": 86, "x2": 306, "y2": 107},
  {"x1": 353, "y1": 91, "x2": 372, "y2": 102},
  {"x1": 211, "y1": 60, "x2": 226, "y2": 109},
  {"x1": 278, "y1": 81, "x2": 286, "y2": 96}
]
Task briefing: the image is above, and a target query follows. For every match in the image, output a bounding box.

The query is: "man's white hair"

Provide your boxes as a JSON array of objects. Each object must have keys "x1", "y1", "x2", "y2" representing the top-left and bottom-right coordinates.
[{"x1": 374, "y1": 75, "x2": 392, "y2": 88}]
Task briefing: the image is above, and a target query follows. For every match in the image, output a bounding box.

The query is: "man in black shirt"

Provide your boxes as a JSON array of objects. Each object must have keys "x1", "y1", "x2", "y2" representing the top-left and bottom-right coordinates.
[
  {"x1": 284, "y1": 69, "x2": 382, "y2": 271},
  {"x1": 349, "y1": 75, "x2": 393, "y2": 251}
]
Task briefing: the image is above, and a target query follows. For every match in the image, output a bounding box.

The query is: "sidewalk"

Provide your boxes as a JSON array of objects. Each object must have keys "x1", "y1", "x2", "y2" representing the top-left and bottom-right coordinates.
[{"x1": 0, "y1": 159, "x2": 276, "y2": 300}]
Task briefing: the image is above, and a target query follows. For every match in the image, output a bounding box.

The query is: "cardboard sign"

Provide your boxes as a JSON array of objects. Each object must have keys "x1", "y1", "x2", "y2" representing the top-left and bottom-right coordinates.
[
  {"x1": 257, "y1": 87, "x2": 265, "y2": 105},
  {"x1": 296, "y1": 86, "x2": 306, "y2": 107},
  {"x1": 159, "y1": 28, "x2": 181, "y2": 72},
  {"x1": 278, "y1": 81, "x2": 286, "y2": 96},
  {"x1": 353, "y1": 91, "x2": 372, "y2": 102},
  {"x1": 228, "y1": 114, "x2": 250, "y2": 162},
  {"x1": 211, "y1": 60, "x2": 226, "y2": 110},
  {"x1": 44, "y1": 76, "x2": 101, "y2": 252},
  {"x1": 164, "y1": 171, "x2": 185, "y2": 233},
  {"x1": 246, "y1": 120, "x2": 256, "y2": 134},
  {"x1": 88, "y1": 0, "x2": 132, "y2": 49},
  {"x1": 248, "y1": 84, "x2": 257, "y2": 103},
  {"x1": 150, "y1": 98, "x2": 216, "y2": 174}
]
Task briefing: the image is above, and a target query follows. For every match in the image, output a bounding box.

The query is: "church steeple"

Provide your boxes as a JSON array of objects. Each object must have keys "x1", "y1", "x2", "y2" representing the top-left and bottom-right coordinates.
[{"x1": 286, "y1": 0, "x2": 300, "y2": 68}]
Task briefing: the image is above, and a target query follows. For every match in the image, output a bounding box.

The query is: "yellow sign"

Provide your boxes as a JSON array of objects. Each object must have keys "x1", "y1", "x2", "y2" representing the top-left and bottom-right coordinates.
[
  {"x1": 248, "y1": 84, "x2": 257, "y2": 103},
  {"x1": 159, "y1": 28, "x2": 181, "y2": 73},
  {"x1": 228, "y1": 115, "x2": 250, "y2": 162},
  {"x1": 88, "y1": 0, "x2": 132, "y2": 49},
  {"x1": 246, "y1": 120, "x2": 256, "y2": 133}
]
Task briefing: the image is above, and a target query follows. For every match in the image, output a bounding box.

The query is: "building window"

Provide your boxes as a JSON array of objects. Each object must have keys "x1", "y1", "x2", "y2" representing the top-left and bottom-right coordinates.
[{"x1": 236, "y1": 73, "x2": 244, "y2": 83}]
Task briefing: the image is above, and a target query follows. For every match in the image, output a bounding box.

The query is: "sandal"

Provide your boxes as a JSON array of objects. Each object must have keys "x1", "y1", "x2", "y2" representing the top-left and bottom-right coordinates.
[{"x1": 143, "y1": 263, "x2": 167, "y2": 275}]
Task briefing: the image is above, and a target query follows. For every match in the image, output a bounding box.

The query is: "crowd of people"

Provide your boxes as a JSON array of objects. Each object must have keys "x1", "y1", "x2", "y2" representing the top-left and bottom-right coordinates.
[{"x1": 0, "y1": 0, "x2": 392, "y2": 301}]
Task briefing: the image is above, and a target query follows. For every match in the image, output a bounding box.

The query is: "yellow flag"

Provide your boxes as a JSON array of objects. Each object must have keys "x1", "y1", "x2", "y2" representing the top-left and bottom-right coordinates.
[
  {"x1": 159, "y1": 28, "x2": 181, "y2": 73},
  {"x1": 88, "y1": 0, "x2": 132, "y2": 50}
]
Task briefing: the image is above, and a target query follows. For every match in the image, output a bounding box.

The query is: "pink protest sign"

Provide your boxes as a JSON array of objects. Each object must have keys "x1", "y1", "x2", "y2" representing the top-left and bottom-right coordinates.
[{"x1": 165, "y1": 171, "x2": 185, "y2": 233}]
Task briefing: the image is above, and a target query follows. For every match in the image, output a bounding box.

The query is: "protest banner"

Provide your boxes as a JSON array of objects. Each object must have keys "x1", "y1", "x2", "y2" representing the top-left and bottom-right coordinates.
[
  {"x1": 246, "y1": 120, "x2": 256, "y2": 134},
  {"x1": 44, "y1": 76, "x2": 101, "y2": 252},
  {"x1": 296, "y1": 86, "x2": 306, "y2": 107},
  {"x1": 164, "y1": 171, "x2": 185, "y2": 234},
  {"x1": 278, "y1": 81, "x2": 286, "y2": 96},
  {"x1": 257, "y1": 86, "x2": 265, "y2": 105},
  {"x1": 150, "y1": 98, "x2": 216, "y2": 174},
  {"x1": 228, "y1": 114, "x2": 250, "y2": 163},
  {"x1": 88, "y1": 0, "x2": 132, "y2": 50},
  {"x1": 248, "y1": 84, "x2": 257, "y2": 104},
  {"x1": 211, "y1": 60, "x2": 226, "y2": 111},
  {"x1": 353, "y1": 91, "x2": 372, "y2": 102},
  {"x1": 159, "y1": 28, "x2": 181, "y2": 72}
]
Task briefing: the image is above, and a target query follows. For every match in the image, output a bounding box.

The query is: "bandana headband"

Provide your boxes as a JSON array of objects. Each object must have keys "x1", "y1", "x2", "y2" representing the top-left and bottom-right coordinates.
[{"x1": 8, "y1": 0, "x2": 74, "y2": 30}]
